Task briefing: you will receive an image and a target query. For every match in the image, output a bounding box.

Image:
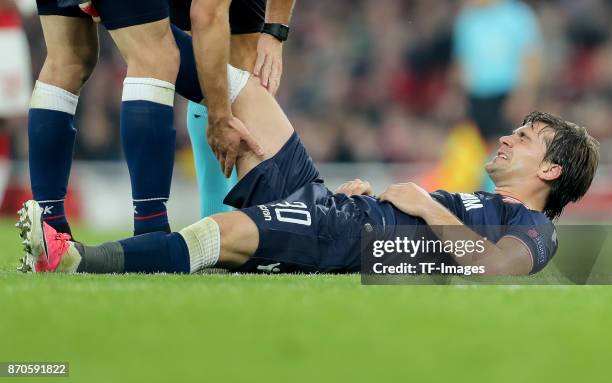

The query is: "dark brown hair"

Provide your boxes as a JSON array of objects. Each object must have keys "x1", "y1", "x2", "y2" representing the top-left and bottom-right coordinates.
[{"x1": 522, "y1": 111, "x2": 600, "y2": 220}]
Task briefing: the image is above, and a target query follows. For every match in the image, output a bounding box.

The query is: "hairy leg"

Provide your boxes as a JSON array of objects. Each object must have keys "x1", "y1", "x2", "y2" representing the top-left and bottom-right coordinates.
[
  {"x1": 107, "y1": 18, "x2": 179, "y2": 83},
  {"x1": 38, "y1": 16, "x2": 98, "y2": 93}
]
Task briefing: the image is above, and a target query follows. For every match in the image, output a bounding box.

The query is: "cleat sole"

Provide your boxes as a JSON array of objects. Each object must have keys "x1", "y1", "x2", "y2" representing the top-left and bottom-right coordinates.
[{"x1": 16, "y1": 201, "x2": 44, "y2": 273}]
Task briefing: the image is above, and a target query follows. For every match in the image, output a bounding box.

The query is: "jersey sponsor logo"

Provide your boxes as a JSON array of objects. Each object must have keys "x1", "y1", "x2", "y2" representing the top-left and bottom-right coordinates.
[
  {"x1": 42, "y1": 206, "x2": 53, "y2": 215},
  {"x1": 257, "y1": 204, "x2": 272, "y2": 221},
  {"x1": 459, "y1": 193, "x2": 483, "y2": 211},
  {"x1": 257, "y1": 262, "x2": 281, "y2": 274}
]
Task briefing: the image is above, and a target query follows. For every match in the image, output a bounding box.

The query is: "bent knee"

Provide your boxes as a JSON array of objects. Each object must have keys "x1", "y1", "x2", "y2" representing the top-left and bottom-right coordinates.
[
  {"x1": 115, "y1": 25, "x2": 181, "y2": 82},
  {"x1": 126, "y1": 42, "x2": 180, "y2": 82},
  {"x1": 40, "y1": 46, "x2": 98, "y2": 92},
  {"x1": 211, "y1": 211, "x2": 259, "y2": 268}
]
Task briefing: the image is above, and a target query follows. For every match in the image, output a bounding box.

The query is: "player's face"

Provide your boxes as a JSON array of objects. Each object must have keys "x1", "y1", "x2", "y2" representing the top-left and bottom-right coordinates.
[{"x1": 485, "y1": 122, "x2": 553, "y2": 182}]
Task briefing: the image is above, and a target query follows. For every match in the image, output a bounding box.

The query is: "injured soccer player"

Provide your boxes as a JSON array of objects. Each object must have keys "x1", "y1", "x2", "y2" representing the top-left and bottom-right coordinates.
[{"x1": 16, "y1": 71, "x2": 600, "y2": 276}]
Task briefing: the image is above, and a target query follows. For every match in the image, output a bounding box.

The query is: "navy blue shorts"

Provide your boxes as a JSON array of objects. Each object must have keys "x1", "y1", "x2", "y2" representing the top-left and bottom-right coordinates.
[
  {"x1": 224, "y1": 133, "x2": 368, "y2": 274},
  {"x1": 95, "y1": 0, "x2": 169, "y2": 30},
  {"x1": 36, "y1": 0, "x2": 89, "y2": 18},
  {"x1": 36, "y1": 0, "x2": 169, "y2": 30}
]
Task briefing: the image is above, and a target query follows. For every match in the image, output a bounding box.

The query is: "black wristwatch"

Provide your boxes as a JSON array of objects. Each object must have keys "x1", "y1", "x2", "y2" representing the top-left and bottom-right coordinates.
[{"x1": 262, "y1": 23, "x2": 290, "y2": 42}]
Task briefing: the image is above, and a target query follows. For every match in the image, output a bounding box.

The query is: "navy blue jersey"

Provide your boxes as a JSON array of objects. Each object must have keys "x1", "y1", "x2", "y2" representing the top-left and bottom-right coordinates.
[
  {"x1": 427, "y1": 190, "x2": 558, "y2": 273},
  {"x1": 352, "y1": 191, "x2": 557, "y2": 273}
]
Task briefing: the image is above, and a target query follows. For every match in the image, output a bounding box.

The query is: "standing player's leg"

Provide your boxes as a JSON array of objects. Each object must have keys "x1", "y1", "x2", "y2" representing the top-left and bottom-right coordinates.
[
  {"x1": 94, "y1": 1, "x2": 179, "y2": 235},
  {"x1": 29, "y1": 7, "x2": 98, "y2": 236}
]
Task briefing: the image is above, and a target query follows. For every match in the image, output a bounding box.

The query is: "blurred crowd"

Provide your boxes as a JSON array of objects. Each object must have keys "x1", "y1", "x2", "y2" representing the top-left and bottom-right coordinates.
[{"x1": 7, "y1": 0, "x2": 612, "y2": 165}]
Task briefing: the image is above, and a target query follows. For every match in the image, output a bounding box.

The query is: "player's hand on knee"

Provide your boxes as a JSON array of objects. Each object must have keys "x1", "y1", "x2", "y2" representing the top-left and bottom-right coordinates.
[
  {"x1": 208, "y1": 115, "x2": 265, "y2": 177},
  {"x1": 253, "y1": 34, "x2": 283, "y2": 96},
  {"x1": 335, "y1": 179, "x2": 373, "y2": 196},
  {"x1": 378, "y1": 182, "x2": 434, "y2": 217}
]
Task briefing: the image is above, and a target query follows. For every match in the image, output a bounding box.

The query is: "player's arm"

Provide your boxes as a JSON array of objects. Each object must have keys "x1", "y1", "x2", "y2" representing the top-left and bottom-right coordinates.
[
  {"x1": 191, "y1": 0, "x2": 264, "y2": 177},
  {"x1": 379, "y1": 183, "x2": 533, "y2": 275},
  {"x1": 253, "y1": 0, "x2": 295, "y2": 95}
]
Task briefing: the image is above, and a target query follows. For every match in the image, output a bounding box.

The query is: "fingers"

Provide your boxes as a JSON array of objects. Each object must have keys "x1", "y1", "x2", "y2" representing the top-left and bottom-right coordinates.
[
  {"x1": 216, "y1": 150, "x2": 226, "y2": 176},
  {"x1": 338, "y1": 185, "x2": 354, "y2": 195},
  {"x1": 268, "y1": 59, "x2": 282, "y2": 95},
  {"x1": 209, "y1": 137, "x2": 221, "y2": 161},
  {"x1": 242, "y1": 130, "x2": 265, "y2": 157},
  {"x1": 224, "y1": 150, "x2": 237, "y2": 178},
  {"x1": 336, "y1": 179, "x2": 373, "y2": 196},
  {"x1": 259, "y1": 54, "x2": 273, "y2": 89},
  {"x1": 229, "y1": 118, "x2": 264, "y2": 156},
  {"x1": 253, "y1": 51, "x2": 265, "y2": 77}
]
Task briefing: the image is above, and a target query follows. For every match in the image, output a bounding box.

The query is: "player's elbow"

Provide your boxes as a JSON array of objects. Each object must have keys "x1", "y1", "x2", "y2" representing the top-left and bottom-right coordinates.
[{"x1": 190, "y1": 0, "x2": 230, "y2": 30}]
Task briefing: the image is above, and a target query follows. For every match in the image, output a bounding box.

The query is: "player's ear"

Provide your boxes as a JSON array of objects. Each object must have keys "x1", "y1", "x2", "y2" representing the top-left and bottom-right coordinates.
[{"x1": 538, "y1": 161, "x2": 562, "y2": 182}]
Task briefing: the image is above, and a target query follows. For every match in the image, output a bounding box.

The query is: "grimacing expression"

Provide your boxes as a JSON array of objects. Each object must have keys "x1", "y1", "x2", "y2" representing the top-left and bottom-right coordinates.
[{"x1": 485, "y1": 122, "x2": 555, "y2": 183}]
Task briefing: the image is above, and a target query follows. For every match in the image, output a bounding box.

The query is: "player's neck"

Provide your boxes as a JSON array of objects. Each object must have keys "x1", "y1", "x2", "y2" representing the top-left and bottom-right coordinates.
[{"x1": 494, "y1": 185, "x2": 546, "y2": 212}]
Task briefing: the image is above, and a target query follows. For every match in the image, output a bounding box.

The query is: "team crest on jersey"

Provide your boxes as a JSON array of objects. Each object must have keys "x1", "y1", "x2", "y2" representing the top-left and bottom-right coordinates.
[{"x1": 459, "y1": 193, "x2": 483, "y2": 211}]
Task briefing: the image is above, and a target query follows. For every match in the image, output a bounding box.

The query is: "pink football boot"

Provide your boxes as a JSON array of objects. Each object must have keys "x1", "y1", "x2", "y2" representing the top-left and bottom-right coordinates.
[{"x1": 16, "y1": 200, "x2": 81, "y2": 273}]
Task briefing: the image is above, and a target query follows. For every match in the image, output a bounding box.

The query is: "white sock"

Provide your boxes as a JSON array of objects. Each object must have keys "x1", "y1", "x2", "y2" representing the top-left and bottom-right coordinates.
[
  {"x1": 122, "y1": 77, "x2": 175, "y2": 106},
  {"x1": 29, "y1": 81, "x2": 79, "y2": 114},
  {"x1": 179, "y1": 217, "x2": 221, "y2": 273},
  {"x1": 227, "y1": 64, "x2": 249, "y2": 104}
]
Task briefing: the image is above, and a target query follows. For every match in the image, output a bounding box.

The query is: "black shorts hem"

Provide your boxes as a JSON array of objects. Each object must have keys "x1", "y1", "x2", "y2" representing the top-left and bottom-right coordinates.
[{"x1": 36, "y1": 0, "x2": 89, "y2": 18}]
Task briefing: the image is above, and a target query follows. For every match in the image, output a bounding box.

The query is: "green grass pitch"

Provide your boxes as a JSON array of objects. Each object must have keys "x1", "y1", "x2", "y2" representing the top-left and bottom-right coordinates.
[{"x1": 0, "y1": 218, "x2": 610, "y2": 382}]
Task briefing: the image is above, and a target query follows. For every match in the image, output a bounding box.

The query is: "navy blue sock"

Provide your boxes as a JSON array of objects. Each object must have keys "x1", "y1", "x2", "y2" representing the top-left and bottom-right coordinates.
[
  {"x1": 28, "y1": 82, "x2": 79, "y2": 236},
  {"x1": 121, "y1": 78, "x2": 176, "y2": 235},
  {"x1": 172, "y1": 24, "x2": 203, "y2": 103},
  {"x1": 119, "y1": 231, "x2": 190, "y2": 273}
]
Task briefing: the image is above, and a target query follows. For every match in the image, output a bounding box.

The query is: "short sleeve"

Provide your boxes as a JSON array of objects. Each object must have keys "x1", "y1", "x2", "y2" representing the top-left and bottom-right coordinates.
[{"x1": 504, "y1": 224, "x2": 557, "y2": 274}]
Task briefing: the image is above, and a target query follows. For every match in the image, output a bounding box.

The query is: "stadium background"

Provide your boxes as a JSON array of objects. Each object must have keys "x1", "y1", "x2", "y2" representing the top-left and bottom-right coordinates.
[
  {"x1": 0, "y1": 0, "x2": 610, "y2": 227},
  {"x1": 0, "y1": 1, "x2": 611, "y2": 382}
]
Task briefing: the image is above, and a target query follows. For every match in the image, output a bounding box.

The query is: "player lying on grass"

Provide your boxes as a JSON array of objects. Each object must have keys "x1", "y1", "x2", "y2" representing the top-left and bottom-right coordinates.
[{"x1": 16, "y1": 71, "x2": 599, "y2": 275}]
